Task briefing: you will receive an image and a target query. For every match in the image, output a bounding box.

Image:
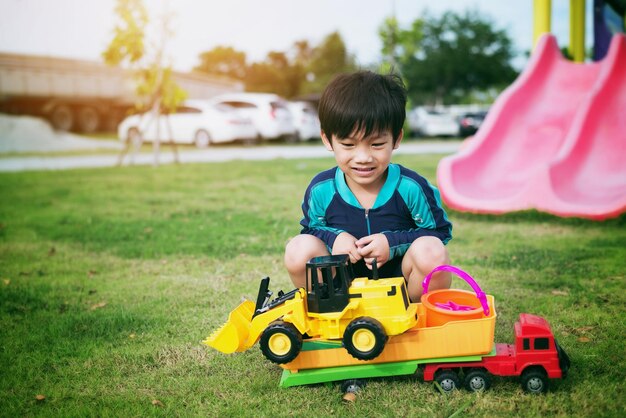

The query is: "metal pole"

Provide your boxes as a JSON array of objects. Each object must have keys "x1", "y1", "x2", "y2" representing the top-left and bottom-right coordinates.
[
  {"x1": 570, "y1": 0, "x2": 586, "y2": 62},
  {"x1": 533, "y1": 0, "x2": 552, "y2": 49}
]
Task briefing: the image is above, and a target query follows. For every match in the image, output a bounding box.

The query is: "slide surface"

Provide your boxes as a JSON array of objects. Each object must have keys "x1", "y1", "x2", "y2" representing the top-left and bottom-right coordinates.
[{"x1": 437, "y1": 34, "x2": 626, "y2": 220}]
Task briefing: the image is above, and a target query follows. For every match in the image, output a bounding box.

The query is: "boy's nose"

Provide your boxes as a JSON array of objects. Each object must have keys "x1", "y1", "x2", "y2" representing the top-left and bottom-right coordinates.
[{"x1": 354, "y1": 147, "x2": 373, "y2": 163}]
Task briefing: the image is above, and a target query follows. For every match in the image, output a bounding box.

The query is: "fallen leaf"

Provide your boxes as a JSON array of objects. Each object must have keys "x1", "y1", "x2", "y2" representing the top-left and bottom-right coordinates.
[
  {"x1": 87, "y1": 270, "x2": 97, "y2": 278},
  {"x1": 35, "y1": 394, "x2": 46, "y2": 401},
  {"x1": 3, "y1": 279, "x2": 9, "y2": 286},
  {"x1": 129, "y1": 333, "x2": 136, "y2": 339},
  {"x1": 578, "y1": 337, "x2": 591, "y2": 343},
  {"x1": 152, "y1": 399, "x2": 164, "y2": 407},
  {"x1": 342, "y1": 392, "x2": 356, "y2": 403},
  {"x1": 90, "y1": 302, "x2": 107, "y2": 310},
  {"x1": 575, "y1": 326, "x2": 595, "y2": 332},
  {"x1": 551, "y1": 289, "x2": 569, "y2": 296}
]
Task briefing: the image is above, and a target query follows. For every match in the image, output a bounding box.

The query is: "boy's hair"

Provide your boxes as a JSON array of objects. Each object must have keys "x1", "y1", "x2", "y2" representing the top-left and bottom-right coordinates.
[{"x1": 318, "y1": 70, "x2": 407, "y2": 144}]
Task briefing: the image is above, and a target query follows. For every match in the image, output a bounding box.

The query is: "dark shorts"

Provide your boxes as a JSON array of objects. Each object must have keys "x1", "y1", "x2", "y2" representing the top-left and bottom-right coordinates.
[{"x1": 351, "y1": 257, "x2": 404, "y2": 280}]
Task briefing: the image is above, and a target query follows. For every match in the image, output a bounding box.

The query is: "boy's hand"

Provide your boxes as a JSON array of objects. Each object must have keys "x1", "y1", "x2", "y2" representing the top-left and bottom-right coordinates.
[
  {"x1": 332, "y1": 232, "x2": 362, "y2": 264},
  {"x1": 356, "y1": 234, "x2": 390, "y2": 269}
]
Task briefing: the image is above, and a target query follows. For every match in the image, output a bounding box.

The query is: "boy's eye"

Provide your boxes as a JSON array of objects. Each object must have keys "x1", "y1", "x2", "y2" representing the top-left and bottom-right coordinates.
[{"x1": 372, "y1": 142, "x2": 386, "y2": 147}]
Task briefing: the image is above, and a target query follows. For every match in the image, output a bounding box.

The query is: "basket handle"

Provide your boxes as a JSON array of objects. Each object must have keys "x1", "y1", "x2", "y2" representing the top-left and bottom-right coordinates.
[{"x1": 421, "y1": 265, "x2": 490, "y2": 316}]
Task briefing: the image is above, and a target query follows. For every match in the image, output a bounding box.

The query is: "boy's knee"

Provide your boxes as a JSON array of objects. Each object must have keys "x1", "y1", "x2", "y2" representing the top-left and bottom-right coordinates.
[
  {"x1": 284, "y1": 234, "x2": 327, "y2": 269},
  {"x1": 407, "y1": 236, "x2": 449, "y2": 267}
]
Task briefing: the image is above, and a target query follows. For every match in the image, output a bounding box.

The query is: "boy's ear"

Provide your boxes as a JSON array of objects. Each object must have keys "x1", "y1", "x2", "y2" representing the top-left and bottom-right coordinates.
[
  {"x1": 321, "y1": 131, "x2": 334, "y2": 151},
  {"x1": 393, "y1": 129, "x2": 404, "y2": 150}
]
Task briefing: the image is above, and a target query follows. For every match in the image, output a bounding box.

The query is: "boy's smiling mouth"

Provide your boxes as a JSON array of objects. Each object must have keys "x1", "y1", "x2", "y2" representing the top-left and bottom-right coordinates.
[{"x1": 351, "y1": 166, "x2": 377, "y2": 177}]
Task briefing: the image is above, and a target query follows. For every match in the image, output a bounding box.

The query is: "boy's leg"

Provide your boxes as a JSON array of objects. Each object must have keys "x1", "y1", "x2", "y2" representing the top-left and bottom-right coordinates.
[
  {"x1": 284, "y1": 234, "x2": 329, "y2": 288},
  {"x1": 401, "y1": 236, "x2": 451, "y2": 302}
]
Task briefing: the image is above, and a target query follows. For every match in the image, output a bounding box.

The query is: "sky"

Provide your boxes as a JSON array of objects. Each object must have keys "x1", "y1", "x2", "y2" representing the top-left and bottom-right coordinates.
[{"x1": 0, "y1": 0, "x2": 594, "y2": 72}]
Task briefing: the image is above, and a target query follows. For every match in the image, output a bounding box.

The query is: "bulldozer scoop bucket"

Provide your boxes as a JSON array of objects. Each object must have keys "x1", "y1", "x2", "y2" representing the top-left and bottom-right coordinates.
[{"x1": 203, "y1": 299, "x2": 256, "y2": 354}]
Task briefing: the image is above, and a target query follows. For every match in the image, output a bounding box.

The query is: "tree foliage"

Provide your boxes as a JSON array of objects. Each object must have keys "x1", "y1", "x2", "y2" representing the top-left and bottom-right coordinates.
[
  {"x1": 380, "y1": 10, "x2": 518, "y2": 105},
  {"x1": 195, "y1": 46, "x2": 247, "y2": 80},
  {"x1": 103, "y1": 0, "x2": 186, "y2": 112},
  {"x1": 194, "y1": 31, "x2": 356, "y2": 98}
]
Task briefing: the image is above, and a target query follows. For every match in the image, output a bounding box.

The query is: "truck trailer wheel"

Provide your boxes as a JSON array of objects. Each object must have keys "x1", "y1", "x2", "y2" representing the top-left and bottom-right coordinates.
[
  {"x1": 77, "y1": 106, "x2": 100, "y2": 133},
  {"x1": 464, "y1": 368, "x2": 491, "y2": 392},
  {"x1": 342, "y1": 317, "x2": 387, "y2": 360},
  {"x1": 49, "y1": 104, "x2": 74, "y2": 132},
  {"x1": 521, "y1": 368, "x2": 549, "y2": 394},
  {"x1": 259, "y1": 321, "x2": 302, "y2": 364}
]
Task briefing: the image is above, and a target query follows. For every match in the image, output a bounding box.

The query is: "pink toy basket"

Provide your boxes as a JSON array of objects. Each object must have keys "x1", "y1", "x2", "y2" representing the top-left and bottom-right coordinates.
[{"x1": 421, "y1": 265, "x2": 491, "y2": 327}]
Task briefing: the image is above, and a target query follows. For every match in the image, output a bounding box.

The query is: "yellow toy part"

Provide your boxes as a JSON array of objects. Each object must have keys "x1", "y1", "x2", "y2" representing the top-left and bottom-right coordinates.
[
  {"x1": 205, "y1": 255, "x2": 419, "y2": 363},
  {"x1": 203, "y1": 299, "x2": 255, "y2": 353}
]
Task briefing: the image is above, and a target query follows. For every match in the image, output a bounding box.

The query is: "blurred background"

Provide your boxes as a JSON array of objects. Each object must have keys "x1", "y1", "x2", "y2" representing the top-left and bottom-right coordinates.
[{"x1": 0, "y1": 0, "x2": 622, "y2": 148}]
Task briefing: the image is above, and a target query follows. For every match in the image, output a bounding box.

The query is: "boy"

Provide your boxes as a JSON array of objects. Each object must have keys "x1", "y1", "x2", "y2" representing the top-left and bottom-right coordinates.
[{"x1": 284, "y1": 71, "x2": 452, "y2": 302}]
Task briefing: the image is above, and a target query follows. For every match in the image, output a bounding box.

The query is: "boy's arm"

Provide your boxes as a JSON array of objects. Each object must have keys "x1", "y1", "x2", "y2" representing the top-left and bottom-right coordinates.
[
  {"x1": 382, "y1": 174, "x2": 453, "y2": 259},
  {"x1": 299, "y1": 176, "x2": 345, "y2": 249}
]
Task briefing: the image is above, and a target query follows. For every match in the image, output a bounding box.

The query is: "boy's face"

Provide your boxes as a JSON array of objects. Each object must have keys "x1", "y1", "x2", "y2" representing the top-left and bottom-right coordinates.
[{"x1": 321, "y1": 128, "x2": 402, "y2": 191}]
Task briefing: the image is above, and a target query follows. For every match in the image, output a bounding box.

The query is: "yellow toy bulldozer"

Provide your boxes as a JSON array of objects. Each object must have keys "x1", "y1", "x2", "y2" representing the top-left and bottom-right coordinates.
[{"x1": 204, "y1": 255, "x2": 418, "y2": 364}]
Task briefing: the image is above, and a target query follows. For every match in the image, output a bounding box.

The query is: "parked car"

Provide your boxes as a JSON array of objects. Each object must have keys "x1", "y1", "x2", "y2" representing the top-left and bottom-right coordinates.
[
  {"x1": 210, "y1": 93, "x2": 296, "y2": 142},
  {"x1": 457, "y1": 111, "x2": 488, "y2": 137},
  {"x1": 407, "y1": 107, "x2": 459, "y2": 137},
  {"x1": 287, "y1": 101, "x2": 320, "y2": 141},
  {"x1": 117, "y1": 100, "x2": 256, "y2": 147}
]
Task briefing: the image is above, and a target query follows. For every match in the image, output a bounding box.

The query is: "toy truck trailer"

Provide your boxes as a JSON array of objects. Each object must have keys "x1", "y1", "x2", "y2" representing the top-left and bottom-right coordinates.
[{"x1": 279, "y1": 313, "x2": 570, "y2": 394}]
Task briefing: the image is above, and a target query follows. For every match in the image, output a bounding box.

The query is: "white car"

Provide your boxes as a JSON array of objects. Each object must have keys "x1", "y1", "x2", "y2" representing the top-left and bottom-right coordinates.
[
  {"x1": 117, "y1": 100, "x2": 256, "y2": 147},
  {"x1": 210, "y1": 93, "x2": 296, "y2": 141},
  {"x1": 287, "y1": 101, "x2": 320, "y2": 141},
  {"x1": 407, "y1": 107, "x2": 459, "y2": 137}
]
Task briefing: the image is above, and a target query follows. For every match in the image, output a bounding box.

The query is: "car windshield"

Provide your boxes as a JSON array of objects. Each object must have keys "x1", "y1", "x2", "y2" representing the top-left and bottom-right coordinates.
[
  {"x1": 221, "y1": 101, "x2": 257, "y2": 109},
  {"x1": 271, "y1": 101, "x2": 288, "y2": 110}
]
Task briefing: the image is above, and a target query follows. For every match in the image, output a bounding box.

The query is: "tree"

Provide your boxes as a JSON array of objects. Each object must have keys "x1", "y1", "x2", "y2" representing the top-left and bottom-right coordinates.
[
  {"x1": 383, "y1": 10, "x2": 518, "y2": 105},
  {"x1": 194, "y1": 46, "x2": 247, "y2": 80},
  {"x1": 304, "y1": 31, "x2": 357, "y2": 94},
  {"x1": 103, "y1": 0, "x2": 187, "y2": 166},
  {"x1": 194, "y1": 31, "x2": 356, "y2": 98}
]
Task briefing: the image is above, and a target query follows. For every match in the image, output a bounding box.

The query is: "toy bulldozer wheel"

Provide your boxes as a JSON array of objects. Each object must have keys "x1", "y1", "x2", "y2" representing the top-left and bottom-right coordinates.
[
  {"x1": 342, "y1": 317, "x2": 387, "y2": 360},
  {"x1": 259, "y1": 321, "x2": 303, "y2": 364}
]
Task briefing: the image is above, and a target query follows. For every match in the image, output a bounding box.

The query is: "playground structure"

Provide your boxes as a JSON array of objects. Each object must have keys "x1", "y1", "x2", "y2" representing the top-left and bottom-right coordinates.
[
  {"x1": 205, "y1": 261, "x2": 570, "y2": 394},
  {"x1": 437, "y1": 0, "x2": 626, "y2": 220}
]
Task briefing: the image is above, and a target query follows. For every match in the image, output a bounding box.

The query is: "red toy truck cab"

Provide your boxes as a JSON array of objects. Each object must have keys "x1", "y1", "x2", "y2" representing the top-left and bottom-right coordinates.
[{"x1": 424, "y1": 313, "x2": 571, "y2": 393}]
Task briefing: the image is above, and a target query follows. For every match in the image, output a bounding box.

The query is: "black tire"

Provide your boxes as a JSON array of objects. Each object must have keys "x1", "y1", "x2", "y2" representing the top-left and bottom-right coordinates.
[
  {"x1": 434, "y1": 369, "x2": 461, "y2": 394},
  {"x1": 259, "y1": 321, "x2": 302, "y2": 364},
  {"x1": 464, "y1": 368, "x2": 491, "y2": 392},
  {"x1": 50, "y1": 104, "x2": 74, "y2": 132},
  {"x1": 521, "y1": 368, "x2": 549, "y2": 394},
  {"x1": 77, "y1": 106, "x2": 100, "y2": 133},
  {"x1": 342, "y1": 317, "x2": 387, "y2": 360},
  {"x1": 341, "y1": 379, "x2": 366, "y2": 394},
  {"x1": 194, "y1": 129, "x2": 212, "y2": 148}
]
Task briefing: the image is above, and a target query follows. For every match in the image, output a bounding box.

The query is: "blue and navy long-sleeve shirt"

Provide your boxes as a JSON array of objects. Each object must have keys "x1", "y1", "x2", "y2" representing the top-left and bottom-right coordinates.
[{"x1": 300, "y1": 163, "x2": 452, "y2": 259}]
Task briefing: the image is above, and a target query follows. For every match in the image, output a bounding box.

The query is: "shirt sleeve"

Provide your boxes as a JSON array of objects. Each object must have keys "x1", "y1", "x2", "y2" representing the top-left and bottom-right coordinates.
[
  {"x1": 299, "y1": 177, "x2": 345, "y2": 250},
  {"x1": 382, "y1": 174, "x2": 453, "y2": 259}
]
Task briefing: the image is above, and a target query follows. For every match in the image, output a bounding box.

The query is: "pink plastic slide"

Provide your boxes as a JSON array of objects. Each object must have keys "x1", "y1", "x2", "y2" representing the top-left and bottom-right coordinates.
[{"x1": 437, "y1": 34, "x2": 626, "y2": 220}]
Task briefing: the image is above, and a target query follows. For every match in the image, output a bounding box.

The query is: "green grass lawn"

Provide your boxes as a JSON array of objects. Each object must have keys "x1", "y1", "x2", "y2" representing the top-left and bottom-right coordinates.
[{"x1": 1, "y1": 154, "x2": 624, "y2": 417}]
